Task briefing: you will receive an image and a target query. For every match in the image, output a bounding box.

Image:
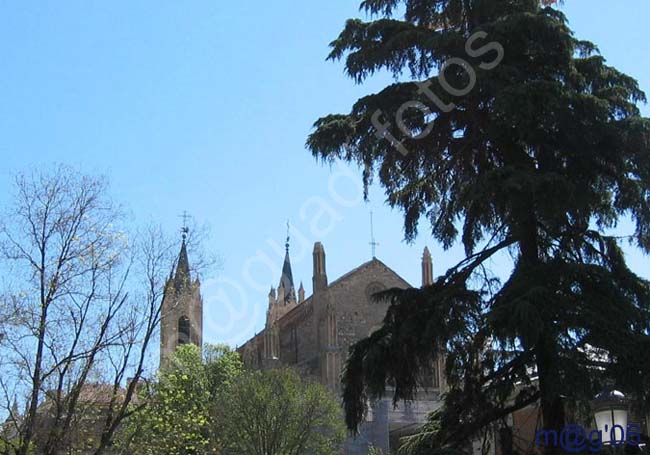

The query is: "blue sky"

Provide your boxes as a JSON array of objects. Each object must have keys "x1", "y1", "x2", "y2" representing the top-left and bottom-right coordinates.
[{"x1": 0, "y1": 1, "x2": 648, "y2": 347}]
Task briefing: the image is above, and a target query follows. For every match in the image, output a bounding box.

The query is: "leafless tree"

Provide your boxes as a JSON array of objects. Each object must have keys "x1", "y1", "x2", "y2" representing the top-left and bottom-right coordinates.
[{"x1": 0, "y1": 166, "x2": 188, "y2": 455}]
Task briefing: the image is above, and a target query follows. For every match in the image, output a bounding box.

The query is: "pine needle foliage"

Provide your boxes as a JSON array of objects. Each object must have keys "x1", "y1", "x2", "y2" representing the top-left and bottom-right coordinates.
[{"x1": 307, "y1": 0, "x2": 650, "y2": 452}]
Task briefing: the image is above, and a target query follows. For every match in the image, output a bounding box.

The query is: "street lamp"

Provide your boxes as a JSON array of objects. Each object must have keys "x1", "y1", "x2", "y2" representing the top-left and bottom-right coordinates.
[{"x1": 592, "y1": 388, "x2": 629, "y2": 444}]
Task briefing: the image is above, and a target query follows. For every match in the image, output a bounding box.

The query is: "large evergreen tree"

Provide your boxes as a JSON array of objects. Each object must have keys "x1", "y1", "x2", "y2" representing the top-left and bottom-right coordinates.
[{"x1": 307, "y1": 0, "x2": 650, "y2": 453}]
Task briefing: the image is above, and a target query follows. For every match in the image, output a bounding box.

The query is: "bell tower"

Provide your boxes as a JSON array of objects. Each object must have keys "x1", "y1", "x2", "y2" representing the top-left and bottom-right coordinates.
[{"x1": 160, "y1": 227, "x2": 203, "y2": 368}]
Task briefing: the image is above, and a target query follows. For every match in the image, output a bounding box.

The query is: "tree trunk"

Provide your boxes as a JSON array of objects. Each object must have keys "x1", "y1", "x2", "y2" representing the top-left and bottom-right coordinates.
[
  {"x1": 518, "y1": 202, "x2": 565, "y2": 455},
  {"x1": 18, "y1": 303, "x2": 48, "y2": 455},
  {"x1": 535, "y1": 337, "x2": 566, "y2": 455}
]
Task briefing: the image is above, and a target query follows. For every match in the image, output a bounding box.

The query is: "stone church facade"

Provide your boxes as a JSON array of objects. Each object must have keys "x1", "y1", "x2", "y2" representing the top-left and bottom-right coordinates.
[{"x1": 237, "y1": 240, "x2": 445, "y2": 454}]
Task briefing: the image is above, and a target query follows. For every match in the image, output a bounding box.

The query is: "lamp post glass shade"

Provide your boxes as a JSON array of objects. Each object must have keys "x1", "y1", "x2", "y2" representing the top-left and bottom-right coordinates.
[{"x1": 592, "y1": 389, "x2": 629, "y2": 444}]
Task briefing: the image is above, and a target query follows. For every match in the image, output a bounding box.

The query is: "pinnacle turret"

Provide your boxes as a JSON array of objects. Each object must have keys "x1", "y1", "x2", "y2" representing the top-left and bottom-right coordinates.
[
  {"x1": 298, "y1": 281, "x2": 305, "y2": 303},
  {"x1": 422, "y1": 246, "x2": 433, "y2": 287},
  {"x1": 279, "y1": 231, "x2": 295, "y2": 302}
]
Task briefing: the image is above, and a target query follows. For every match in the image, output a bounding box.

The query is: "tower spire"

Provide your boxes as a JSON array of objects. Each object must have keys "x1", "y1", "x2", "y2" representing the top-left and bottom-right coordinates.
[
  {"x1": 279, "y1": 221, "x2": 295, "y2": 302},
  {"x1": 174, "y1": 212, "x2": 192, "y2": 291}
]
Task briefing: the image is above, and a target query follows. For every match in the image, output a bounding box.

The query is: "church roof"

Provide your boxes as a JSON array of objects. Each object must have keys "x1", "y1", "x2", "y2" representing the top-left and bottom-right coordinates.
[
  {"x1": 327, "y1": 257, "x2": 412, "y2": 290},
  {"x1": 273, "y1": 258, "x2": 411, "y2": 325}
]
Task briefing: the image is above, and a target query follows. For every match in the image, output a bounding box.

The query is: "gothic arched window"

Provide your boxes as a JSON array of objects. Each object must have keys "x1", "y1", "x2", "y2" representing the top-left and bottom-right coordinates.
[{"x1": 178, "y1": 316, "x2": 190, "y2": 345}]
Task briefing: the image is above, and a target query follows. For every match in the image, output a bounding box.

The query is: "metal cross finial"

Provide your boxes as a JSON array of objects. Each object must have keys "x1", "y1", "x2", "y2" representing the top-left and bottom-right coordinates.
[
  {"x1": 369, "y1": 211, "x2": 379, "y2": 258},
  {"x1": 179, "y1": 211, "x2": 191, "y2": 241},
  {"x1": 285, "y1": 220, "x2": 290, "y2": 252}
]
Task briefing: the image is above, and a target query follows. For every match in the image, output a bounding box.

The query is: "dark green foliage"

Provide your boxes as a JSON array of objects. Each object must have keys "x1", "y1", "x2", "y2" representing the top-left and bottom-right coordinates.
[{"x1": 307, "y1": 0, "x2": 650, "y2": 452}]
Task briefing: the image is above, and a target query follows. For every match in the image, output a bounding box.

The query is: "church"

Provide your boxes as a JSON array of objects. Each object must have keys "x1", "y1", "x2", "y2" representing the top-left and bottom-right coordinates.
[
  {"x1": 237, "y1": 239, "x2": 445, "y2": 453},
  {"x1": 159, "y1": 232, "x2": 445, "y2": 454},
  {"x1": 160, "y1": 233, "x2": 650, "y2": 455}
]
